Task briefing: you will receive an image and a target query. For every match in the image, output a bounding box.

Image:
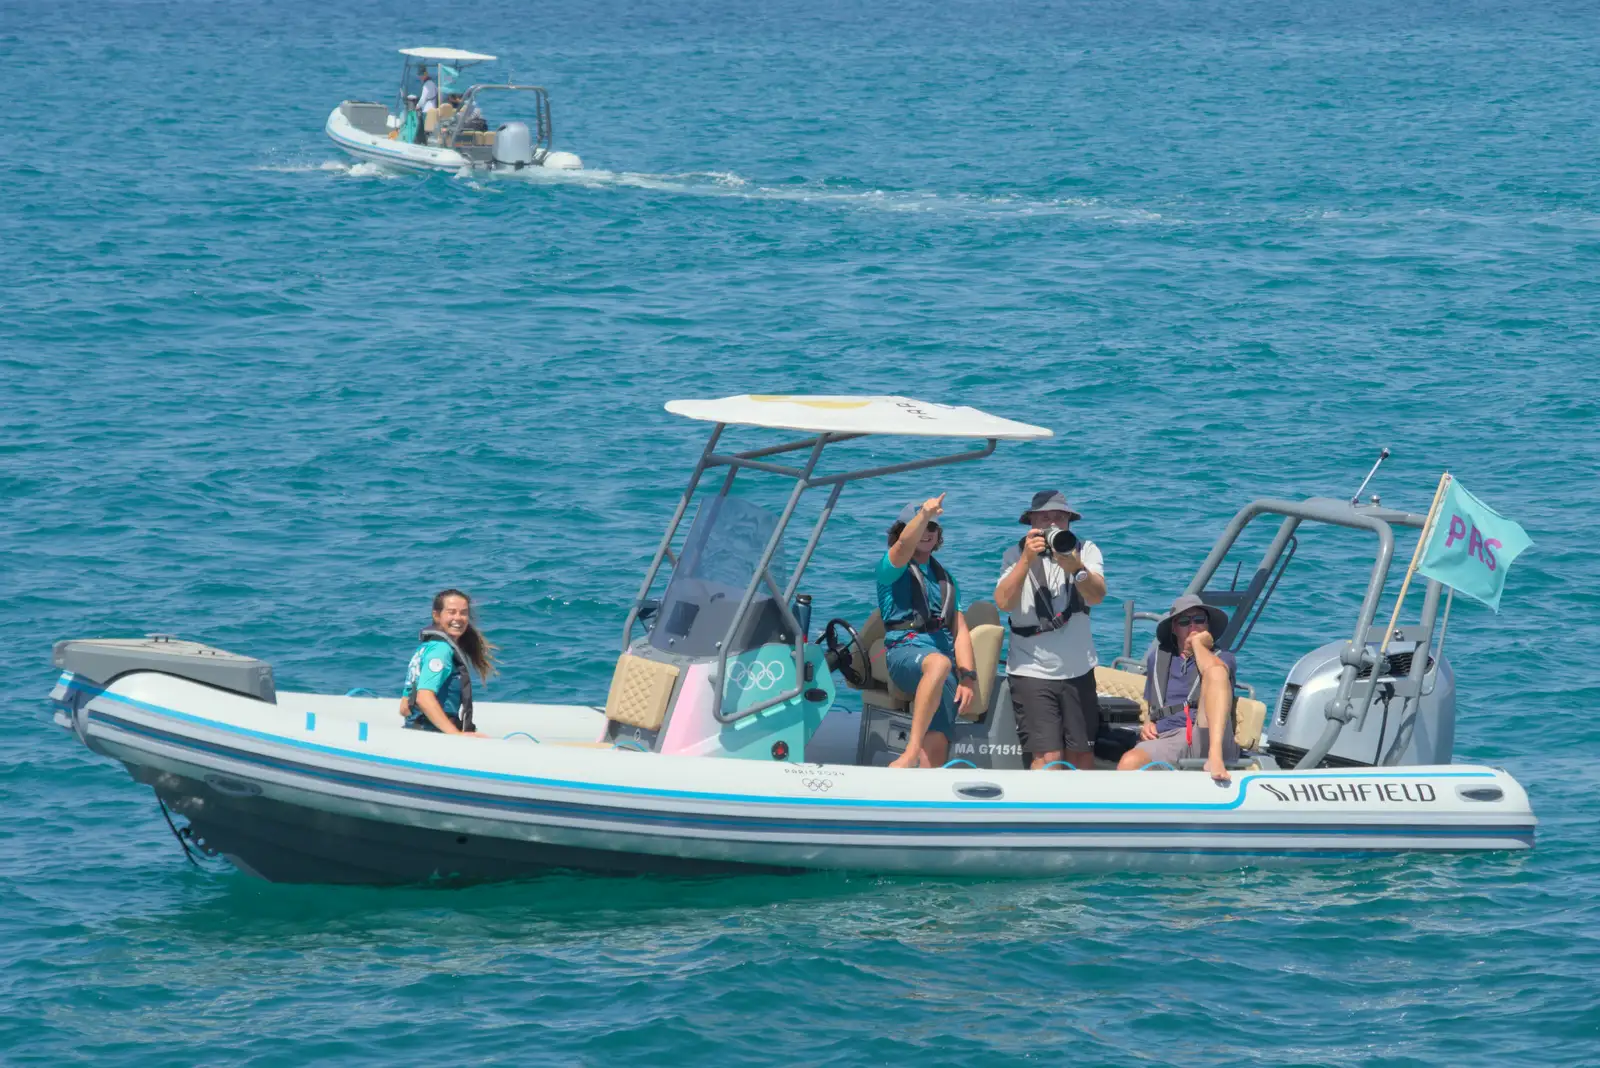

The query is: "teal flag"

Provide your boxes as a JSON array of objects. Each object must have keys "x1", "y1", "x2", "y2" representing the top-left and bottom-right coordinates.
[
  {"x1": 1416, "y1": 479, "x2": 1532, "y2": 611},
  {"x1": 439, "y1": 65, "x2": 460, "y2": 93}
]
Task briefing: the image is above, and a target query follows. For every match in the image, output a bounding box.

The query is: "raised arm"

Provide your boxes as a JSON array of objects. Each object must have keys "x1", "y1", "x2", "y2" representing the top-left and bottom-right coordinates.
[
  {"x1": 994, "y1": 528, "x2": 1046, "y2": 610},
  {"x1": 1058, "y1": 544, "x2": 1106, "y2": 606},
  {"x1": 888, "y1": 494, "x2": 944, "y2": 569}
]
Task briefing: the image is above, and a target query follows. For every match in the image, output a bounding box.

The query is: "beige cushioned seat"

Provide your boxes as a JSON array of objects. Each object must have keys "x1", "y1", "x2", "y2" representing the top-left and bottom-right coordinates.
[
  {"x1": 1105, "y1": 660, "x2": 1267, "y2": 750},
  {"x1": 859, "y1": 602, "x2": 1002, "y2": 722},
  {"x1": 1233, "y1": 696, "x2": 1267, "y2": 750},
  {"x1": 1095, "y1": 665, "x2": 1151, "y2": 716},
  {"x1": 603, "y1": 653, "x2": 679, "y2": 731},
  {"x1": 963, "y1": 600, "x2": 1002, "y2": 721}
]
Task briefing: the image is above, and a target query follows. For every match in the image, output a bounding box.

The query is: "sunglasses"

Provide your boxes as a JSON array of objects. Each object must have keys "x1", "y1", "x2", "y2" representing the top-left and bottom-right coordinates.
[
  {"x1": 1173, "y1": 613, "x2": 1210, "y2": 627},
  {"x1": 922, "y1": 523, "x2": 941, "y2": 535}
]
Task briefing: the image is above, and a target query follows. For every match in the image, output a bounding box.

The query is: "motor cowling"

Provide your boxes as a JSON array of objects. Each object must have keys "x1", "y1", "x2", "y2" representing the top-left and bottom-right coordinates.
[
  {"x1": 492, "y1": 122, "x2": 535, "y2": 167},
  {"x1": 1264, "y1": 639, "x2": 1455, "y2": 768}
]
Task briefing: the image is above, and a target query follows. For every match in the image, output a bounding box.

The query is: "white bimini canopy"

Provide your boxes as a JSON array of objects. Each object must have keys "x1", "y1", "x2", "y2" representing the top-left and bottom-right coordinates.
[
  {"x1": 665, "y1": 395, "x2": 1052, "y2": 441},
  {"x1": 398, "y1": 47, "x2": 497, "y2": 62}
]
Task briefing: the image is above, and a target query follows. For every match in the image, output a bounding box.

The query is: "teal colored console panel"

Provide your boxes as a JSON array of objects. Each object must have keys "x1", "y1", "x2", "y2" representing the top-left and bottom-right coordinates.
[{"x1": 718, "y1": 643, "x2": 836, "y2": 762}]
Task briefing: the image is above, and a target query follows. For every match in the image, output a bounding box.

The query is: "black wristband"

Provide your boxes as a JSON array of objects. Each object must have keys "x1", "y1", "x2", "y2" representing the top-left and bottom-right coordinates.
[{"x1": 956, "y1": 667, "x2": 978, "y2": 683}]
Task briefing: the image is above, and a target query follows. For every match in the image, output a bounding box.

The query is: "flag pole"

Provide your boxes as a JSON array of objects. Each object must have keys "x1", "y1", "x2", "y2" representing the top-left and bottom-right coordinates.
[{"x1": 1371, "y1": 472, "x2": 1452, "y2": 674}]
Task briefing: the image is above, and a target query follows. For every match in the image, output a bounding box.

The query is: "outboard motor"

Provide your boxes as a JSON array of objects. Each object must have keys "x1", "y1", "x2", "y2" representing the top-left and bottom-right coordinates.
[
  {"x1": 491, "y1": 122, "x2": 535, "y2": 168},
  {"x1": 1265, "y1": 639, "x2": 1455, "y2": 769}
]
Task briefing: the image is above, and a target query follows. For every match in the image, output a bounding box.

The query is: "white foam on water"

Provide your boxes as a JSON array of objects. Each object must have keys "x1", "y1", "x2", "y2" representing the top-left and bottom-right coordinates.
[
  {"x1": 344, "y1": 162, "x2": 399, "y2": 179},
  {"x1": 480, "y1": 164, "x2": 1172, "y2": 223},
  {"x1": 253, "y1": 159, "x2": 403, "y2": 179},
  {"x1": 256, "y1": 152, "x2": 1170, "y2": 222}
]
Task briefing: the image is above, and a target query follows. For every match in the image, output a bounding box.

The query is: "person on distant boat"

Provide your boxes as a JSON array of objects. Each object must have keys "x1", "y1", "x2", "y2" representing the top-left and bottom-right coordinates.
[
  {"x1": 993, "y1": 489, "x2": 1107, "y2": 771},
  {"x1": 416, "y1": 66, "x2": 439, "y2": 114},
  {"x1": 876, "y1": 495, "x2": 979, "y2": 768},
  {"x1": 1117, "y1": 594, "x2": 1235, "y2": 781},
  {"x1": 399, "y1": 589, "x2": 496, "y2": 735},
  {"x1": 458, "y1": 94, "x2": 488, "y2": 132}
]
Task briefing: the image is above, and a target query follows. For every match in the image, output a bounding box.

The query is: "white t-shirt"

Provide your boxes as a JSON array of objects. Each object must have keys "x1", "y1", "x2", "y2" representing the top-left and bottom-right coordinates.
[
  {"x1": 418, "y1": 79, "x2": 439, "y2": 112},
  {"x1": 998, "y1": 539, "x2": 1105, "y2": 680}
]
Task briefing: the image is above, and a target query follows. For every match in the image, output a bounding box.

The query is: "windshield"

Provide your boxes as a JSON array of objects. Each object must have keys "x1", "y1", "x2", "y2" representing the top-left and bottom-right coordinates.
[{"x1": 649, "y1": 495, "x2": 792, "y2": 658}]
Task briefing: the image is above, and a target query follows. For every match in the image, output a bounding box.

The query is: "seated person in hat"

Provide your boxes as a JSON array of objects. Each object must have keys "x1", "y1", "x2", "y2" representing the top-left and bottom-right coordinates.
[
  {"x1": 1117, "y1": 594, "x2": 1237, "y2": 782},
  {"x1": 451, "y1": 93, "x2": 489, "y2": 132},
  {"x1": 993, "y1": 489, "x2": 1107, "y2": 771},
  {"x1": 875, "y1": 494, "x2": 978, "y2": 769}
]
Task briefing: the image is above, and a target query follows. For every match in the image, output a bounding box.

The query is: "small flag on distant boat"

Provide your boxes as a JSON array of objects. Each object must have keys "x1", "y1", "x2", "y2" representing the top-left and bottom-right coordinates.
[
  {"x1": 1416, "y1": 475, "x2": 1532, "y2": 612},
  {"x1": 440, "y1": 65, "x2": 460, "y2": 93}
]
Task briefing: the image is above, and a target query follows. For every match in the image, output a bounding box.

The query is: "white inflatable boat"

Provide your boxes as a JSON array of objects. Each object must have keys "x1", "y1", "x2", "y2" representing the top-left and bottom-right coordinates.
[
  {"x1": 326, "y1": 47, "x2": 582, "y2": 174},
  {"x1": 49, "y1": 395, "x2": 1535, "y2": 884}
]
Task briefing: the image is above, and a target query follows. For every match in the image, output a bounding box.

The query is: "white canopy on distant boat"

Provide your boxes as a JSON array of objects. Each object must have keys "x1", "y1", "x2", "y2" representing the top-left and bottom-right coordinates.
[
  {"x1": 665, "y1": 395, "x2": 1053, "y2": 440},
  {"x1": 398, "y1": 47, "x2": 497, "y2": 62}
]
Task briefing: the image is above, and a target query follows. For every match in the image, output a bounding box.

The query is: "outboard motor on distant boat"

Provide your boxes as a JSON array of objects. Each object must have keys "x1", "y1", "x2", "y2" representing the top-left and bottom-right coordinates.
[
  {"x1": 492, "y1": 122, "x2": 535, "y2": 168},
  {"x1": 1265, "y1": 639, "x2": 1456, "y2": 769}
]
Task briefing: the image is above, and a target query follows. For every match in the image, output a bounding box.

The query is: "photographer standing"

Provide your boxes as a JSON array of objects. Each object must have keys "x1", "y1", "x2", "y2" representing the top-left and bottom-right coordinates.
[{"x1": 993, "y1": 490, "x2": 1107, "y2": 770}]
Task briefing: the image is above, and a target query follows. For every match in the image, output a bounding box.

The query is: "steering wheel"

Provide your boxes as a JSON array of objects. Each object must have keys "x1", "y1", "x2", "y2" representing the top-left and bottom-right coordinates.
[{"x1": 820, "y1": 618, "x2": 869, "y2": 688}]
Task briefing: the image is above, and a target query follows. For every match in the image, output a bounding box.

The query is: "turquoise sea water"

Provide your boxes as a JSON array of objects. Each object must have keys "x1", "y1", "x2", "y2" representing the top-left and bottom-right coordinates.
[{"x1": 6, "y1": 0, "x2": 1600, "y2": 1062}]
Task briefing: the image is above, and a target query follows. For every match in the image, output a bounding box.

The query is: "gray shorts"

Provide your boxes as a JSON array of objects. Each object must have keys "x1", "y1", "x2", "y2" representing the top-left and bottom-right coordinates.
[
  {"x1": 1134, "y1": 725, "x2": 1239, "y2": 766},
  {"x1": 1011, "y1": 670, "x2": 1101, "y2": 755}
]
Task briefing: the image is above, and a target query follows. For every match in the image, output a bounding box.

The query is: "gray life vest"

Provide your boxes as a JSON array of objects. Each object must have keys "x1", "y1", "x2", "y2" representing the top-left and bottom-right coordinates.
[
  {"x1": 1009, "y1": 540, "x2": 1089, "y2": 638},
  {"x1": 890, "y1": 556, "x2": 958, "y2": 634},
  {"x1": 1153, "y1": 648, "x2": 1236, "y2": 730}
]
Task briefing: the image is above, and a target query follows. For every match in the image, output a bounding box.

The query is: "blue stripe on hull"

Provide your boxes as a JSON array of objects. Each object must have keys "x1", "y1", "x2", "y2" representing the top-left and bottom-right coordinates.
[
  {"x1": 61, "y1": 677, "x2": 1513, "y2": 817},
  {"x1": 88, "y1": 708, "x2": 1534, "y2": 849},
  {"x1": 325, "y1": 126, "x2": 458, "y2": 172}
]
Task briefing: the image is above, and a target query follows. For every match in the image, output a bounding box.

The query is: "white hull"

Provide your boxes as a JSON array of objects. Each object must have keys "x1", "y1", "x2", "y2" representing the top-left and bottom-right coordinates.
[
  {"x1": 323, "y1": 107, "x2": 581, "y2": 174},
  {"x1": 53, "y1": 671, "x2": 1536, "y2": 884}
]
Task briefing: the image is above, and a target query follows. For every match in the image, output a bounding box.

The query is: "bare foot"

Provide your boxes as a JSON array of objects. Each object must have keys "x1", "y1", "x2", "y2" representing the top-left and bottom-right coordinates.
[{"x1": 888, "y1": 751, "x2": 918, "y2": 768}]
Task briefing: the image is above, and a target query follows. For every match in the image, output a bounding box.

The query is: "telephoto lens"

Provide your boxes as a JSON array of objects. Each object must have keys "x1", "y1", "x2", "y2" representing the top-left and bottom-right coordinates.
[{"x1": 1045, "y1": 527, "x2": 1079, "y2": 554}]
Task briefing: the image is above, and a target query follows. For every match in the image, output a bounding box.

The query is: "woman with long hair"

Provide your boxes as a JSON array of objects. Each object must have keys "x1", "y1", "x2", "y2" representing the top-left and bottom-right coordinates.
[{"x1": 399, "y1": 589, "x2": 497, "y2": 735}]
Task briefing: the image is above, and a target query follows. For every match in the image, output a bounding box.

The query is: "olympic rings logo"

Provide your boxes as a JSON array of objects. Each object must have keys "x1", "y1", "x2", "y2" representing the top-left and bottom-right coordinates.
[
  {"x1": 727, "y1": 660, "x2": 788, "y2": 692},
  {"x1": 802, "y1": 778, "x2": 834, "y2": 792}
]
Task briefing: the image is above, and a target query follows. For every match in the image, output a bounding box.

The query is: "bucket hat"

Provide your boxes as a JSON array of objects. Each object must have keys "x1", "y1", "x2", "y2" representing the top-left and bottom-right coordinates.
[
  {"x1": 1155, "y1": 593, "x2": 1229, "y2": 653},
  {"x1": 1018, "y1": 489, "x2": 1081, "y2": 525}
]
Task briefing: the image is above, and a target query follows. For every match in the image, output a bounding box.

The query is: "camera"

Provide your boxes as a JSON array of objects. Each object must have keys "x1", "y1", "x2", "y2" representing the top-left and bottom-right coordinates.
[{"x1": 1043, "y1": 526, "x2": 1078, "y2": 554}]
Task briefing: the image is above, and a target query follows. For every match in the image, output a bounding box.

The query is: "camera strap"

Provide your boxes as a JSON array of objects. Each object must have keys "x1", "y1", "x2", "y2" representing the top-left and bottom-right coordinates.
[{"x1": 1008, "y1": 539, "x2": 1088, "y2": 637}]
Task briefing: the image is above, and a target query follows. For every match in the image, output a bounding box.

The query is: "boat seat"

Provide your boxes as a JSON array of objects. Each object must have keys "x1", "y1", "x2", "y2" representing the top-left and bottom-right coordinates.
[
  {"x1": 1095, "y1": 665, "x2": 1150, "y2": 716},
  {"x1": 602, "y1": 653, "x2": 680, "y2": 732},
  {"x1": 860, "y1": 601, "x2": 1002, "y2": 722},
  {"x1": 964, "y1": 600, "x2": 1003, "y2": 722},
  {"x1": 1113, "y1": 661, "x2": 1267, "y2": 751},
  {"x1": 1234, "y1": 695, "x2": 1267, "y2": 751}
]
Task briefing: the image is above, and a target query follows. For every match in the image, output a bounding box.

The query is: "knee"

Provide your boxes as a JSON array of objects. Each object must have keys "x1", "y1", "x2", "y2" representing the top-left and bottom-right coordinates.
[
  {"x1": 921, "y1": 653, "x2": 952, "y2": 680},
  {"x1": 1118, "y1": 748, "x2": 1148, "y2": 771}
]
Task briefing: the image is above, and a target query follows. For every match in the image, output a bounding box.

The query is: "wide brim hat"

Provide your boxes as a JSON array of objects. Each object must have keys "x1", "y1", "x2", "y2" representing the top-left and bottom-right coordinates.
[
  {"x1": 1155, "y1": 593, "x2": 1229, "y2": 653},
  {"x1": 1018, "y1": 489, "x2": 1081, "y2": 524}
]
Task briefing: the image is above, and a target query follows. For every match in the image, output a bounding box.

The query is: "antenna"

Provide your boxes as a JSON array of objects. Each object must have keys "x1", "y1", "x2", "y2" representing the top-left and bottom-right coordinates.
[{"x1": 1350, "y1": 447, "x2": 1391, "y2": 504}]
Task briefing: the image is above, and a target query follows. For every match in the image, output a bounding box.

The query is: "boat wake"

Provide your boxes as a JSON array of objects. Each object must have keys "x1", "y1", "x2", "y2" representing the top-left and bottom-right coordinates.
[
  {"x1": 470, "y1": 165, "x2": 1171, "y2": 222},
  {"x1": 271, "y1": 154, "x2": 1168, "y2": 222},
  {"x1": 255, "y1": 160, "x2": 403, "y2": 180}
]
